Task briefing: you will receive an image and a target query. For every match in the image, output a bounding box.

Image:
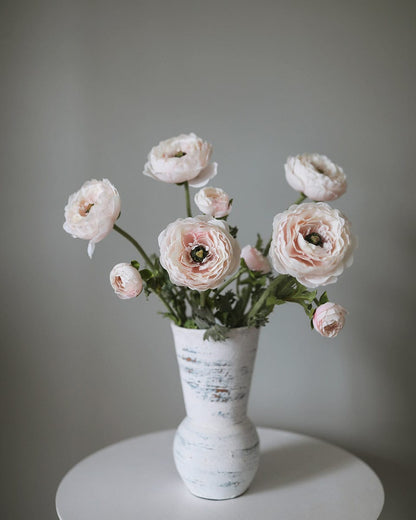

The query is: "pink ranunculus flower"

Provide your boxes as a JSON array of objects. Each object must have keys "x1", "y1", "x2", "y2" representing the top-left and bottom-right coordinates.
[
  {"x1": 143, "y1": 133, "x2": 217, "y2": 187},
  {"x1": 63, "y1": 179, "x2": 121, "y2": 258},
  {"x1": 158, "y1": 215, "x2": 240, "y2": 291},
  {"x1": 285, "y1": 153, "x2": 347, "y2": 201},
  {"x1": 241, "y1": 245, "x2": 271, "y2": 274},
  {"x1": 313, "y1": 302, "x2": 347, "y2": 338},
  {"x1": 194, "y1": 186, "x2": 232, "y2": 218},
  {"x1": 110, "y1": 263, "x2": 143, "y2": 299},
  {"x1": 269, "y1": 202, "x2": 356, "y2": 288}
]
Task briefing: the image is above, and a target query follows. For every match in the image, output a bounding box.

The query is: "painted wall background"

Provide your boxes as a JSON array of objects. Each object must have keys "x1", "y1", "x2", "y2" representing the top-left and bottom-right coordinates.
[{"x1": 1, "y1": 1, "x2": 415, "y2": 518}]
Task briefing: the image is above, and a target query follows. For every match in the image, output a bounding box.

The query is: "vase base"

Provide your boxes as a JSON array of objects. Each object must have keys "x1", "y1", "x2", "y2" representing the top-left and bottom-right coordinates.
[
  {"x1": 185, "y1": 484, "x2": 252, "y2": 501},
  {"x1": 173, "y1": 417, "x2": 260, "y2": 500}
]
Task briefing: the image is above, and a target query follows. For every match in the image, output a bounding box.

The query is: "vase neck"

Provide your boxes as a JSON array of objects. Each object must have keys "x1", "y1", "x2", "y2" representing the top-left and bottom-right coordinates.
[{"x1": 172, "y1": 326, "x2": 259, "y2": 426}]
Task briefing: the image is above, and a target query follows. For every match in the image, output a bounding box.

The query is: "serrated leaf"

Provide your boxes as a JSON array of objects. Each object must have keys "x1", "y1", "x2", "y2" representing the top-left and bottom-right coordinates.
[
  {"x1": 229, "y1": 225, "x2": 238, "y2": 238},
  {"x1": 255, "y1": 234, "x2": 263, "y2": 252},
  {"x1": 203, "y1": 325, "x2": 229, "y2": 342}
]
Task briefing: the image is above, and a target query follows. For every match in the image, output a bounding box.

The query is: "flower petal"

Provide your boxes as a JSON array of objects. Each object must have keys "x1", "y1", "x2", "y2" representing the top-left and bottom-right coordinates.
[
  {"x1": 188, "y1": 162, "x2": 218, "y2": 188},
  {"x1": 87, "y1": 241, "x2": 96, "y2": 258}
]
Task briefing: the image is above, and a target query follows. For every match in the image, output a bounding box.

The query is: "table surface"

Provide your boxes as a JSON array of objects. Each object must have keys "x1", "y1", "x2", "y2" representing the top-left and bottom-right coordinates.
[{"x1": 56, "y1": 428, "x2": 384, "y2": 520}]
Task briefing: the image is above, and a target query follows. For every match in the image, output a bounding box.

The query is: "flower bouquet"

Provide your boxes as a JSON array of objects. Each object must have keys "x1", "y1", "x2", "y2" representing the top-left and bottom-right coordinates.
[{"x1": 63, "y1": 133, "x2": 356, "y2": 499}]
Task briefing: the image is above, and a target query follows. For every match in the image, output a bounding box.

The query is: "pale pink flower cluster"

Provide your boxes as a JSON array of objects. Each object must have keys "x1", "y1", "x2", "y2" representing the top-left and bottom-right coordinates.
[
  {"x1": 143, "y1": 133, "x2": 217, "y2": 187},
  {"x1": 285, "y1": 153, "x2": 347, "y2": 201},
  {"x1": 110, "y1": 263, "x2": 143, "y2": 299},
  {"x1": 241, "y1": 245, "x2": 271, "y2": 274},
  {"x1": 269, "y1": 202, "x2": 356, "y2": 288},
  {"x1": 158, "y1": 216, "x2": 240, "y2": 291},
  {"x1": 63, "y1": 134, "x2": 356, "y2": 341},
  {"x1": 63, "y1": 179, "x2": 120, "y2": 258},
  {"x1": 194, "y1": 186, "x2": 232, "y2": 218},
  {"x1": 313, "y1": 302, "x2": 346, "y2": 337}
]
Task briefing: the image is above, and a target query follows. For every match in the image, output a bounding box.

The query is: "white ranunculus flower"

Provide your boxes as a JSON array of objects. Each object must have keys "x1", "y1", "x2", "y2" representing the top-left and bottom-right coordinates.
[
  {"x1": 143, "y1": 133, "x2": 217, "y2": 187},
  {"x1": 63, "y1": 179, "x2": 121, "y2": 258},
  {"x1": 110, "y1": 263, "x2": 143, "y2": 299},
  {"x1": 285, "y1": 153, "x2": 347, "y2": 201},
  {"x1": 269, "y1": 202, "x2": 356, "y2": 288},
  {"x1": 194, "y1": 186, "x2": 232, "y2": 218},
  {"x1": 158, "y1": 216, "x2": 240, "y2": 291},
  {"x1": 313, "y1": 302, "x2": 347, "y2": 337}
]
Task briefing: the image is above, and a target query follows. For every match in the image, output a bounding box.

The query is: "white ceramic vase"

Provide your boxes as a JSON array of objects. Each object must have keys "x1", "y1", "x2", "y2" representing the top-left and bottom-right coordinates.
[{"x1": 171, "y1": 323, "x2": 260, "y2": 500}]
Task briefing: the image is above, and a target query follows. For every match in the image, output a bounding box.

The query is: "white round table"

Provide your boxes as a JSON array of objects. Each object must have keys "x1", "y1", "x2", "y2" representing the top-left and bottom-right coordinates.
[{"x1": 56, "y1": 428, "x2": 384, "y2": 519}]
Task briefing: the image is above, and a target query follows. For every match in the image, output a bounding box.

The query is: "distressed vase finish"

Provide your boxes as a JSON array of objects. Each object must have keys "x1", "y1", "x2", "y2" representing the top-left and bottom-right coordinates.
[{"x1": 171, "y1": 323, "x2": 260, "y2": 500}]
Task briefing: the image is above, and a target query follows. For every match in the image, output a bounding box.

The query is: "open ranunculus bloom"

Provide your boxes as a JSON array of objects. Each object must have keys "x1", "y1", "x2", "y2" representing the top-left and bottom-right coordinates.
[
  {"x1": 285, "y1": 153, "x2": 347, "y2": 202},
  {"x1": 143, "y1": 133, "x2": 217, "y2": 187},
  {"x1": 64, "y1": 133, "x2": 356, "y2": 340},
  {"x1": 158, "y1": 216, "x2": 240, "y2": 291},
  {"x1": 63, "y1": 179, "x2": 120, "y2": 258},
  {"x1": 269, "y1": 202, "x2": 356, "y2": 288}
]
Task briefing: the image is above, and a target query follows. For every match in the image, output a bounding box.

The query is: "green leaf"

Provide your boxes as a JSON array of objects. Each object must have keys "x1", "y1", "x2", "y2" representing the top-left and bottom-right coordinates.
[
  {"x1": 139, "y1": 269, "x2": 153, "y2": 282},
  {"x1": 318, "y1": 291, "x2": 329, "y2": 306},
  {"x1": 203, "y1": 325, "x2": 229, "y2": 342},
  {"x1": 131, "y1": 260, "x2": 140, "y2": 270},
  {"x1": 229, "y1": 225, "x2": 238, "y2": 238},
  {"x1": 158, "y1": 312, "x2": 177, "y2": 322},
  {"x1": 255, "y1": 234, "x2": 263, "y2": 252},
  {"x1": 183, "y1": 319, "x2": 198, "y2": 329}
]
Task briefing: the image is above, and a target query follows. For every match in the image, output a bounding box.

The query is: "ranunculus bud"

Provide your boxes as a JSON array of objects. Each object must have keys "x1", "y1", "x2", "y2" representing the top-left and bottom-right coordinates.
[
  {"x1": 143, "y1": 133, "x2": 217, "y2": 187},
  {"x1": 63, "y1": 179, "x2": 121, "y2": 258},
  {"x1": 241, "y1": 245, "x2": 271, "y2": 274},
  {"x1": 269, "y1": 202, "x2": 356, "y2": 288},
  {"x1": 110, "y1": 263, "x2": 143, "y2": 299},
  {"x1": 313, "y1": 302, "x2": 347, "y2": 338},
  {"x1": 285, "y1": 153, "x2": 347, "y2": 201},
  {"x1": 194, "y1": 186, "x2": 232, "y2": 218},
  {"x1": 158, "y1": 215, "x2": 240, "y2": 291}
]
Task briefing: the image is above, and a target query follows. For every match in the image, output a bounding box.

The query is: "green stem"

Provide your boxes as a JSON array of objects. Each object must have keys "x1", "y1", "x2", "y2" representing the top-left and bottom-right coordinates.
[
  {"x1": 114, "y1": 224, "x2": 180, "y2": 324},
  {"x1": 157, "y1": 291, "x2": 180, "y2": 324},
  {"x1": 294, "y1": 192, "x2": 307, "y2": 205},
  {"x1": 113, "y1": 224, "x2": 154, "y2": 267},
  {"x1": 184, "y1": 181, "x2": 192, "y2": 217},
  {"x1": 200, "y1": 290, "x2": 209, "y2": 308},
  {"x1": 215, "y1": 267, "x2": 245, "y2": 295},
  {"x1": 247, "y1": 275, "x2": 284, "y2": 322}
]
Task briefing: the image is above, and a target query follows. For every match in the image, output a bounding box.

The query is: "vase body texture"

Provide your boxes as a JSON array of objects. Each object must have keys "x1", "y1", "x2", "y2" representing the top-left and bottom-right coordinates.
[{"x1": 171, "y1": 323, "x2": 260, "y2": 500}]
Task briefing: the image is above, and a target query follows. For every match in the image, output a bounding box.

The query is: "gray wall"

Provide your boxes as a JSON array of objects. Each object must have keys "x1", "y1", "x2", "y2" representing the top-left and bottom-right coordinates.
[{"x1": 1, "y1": 1, "x2": 415, "y2": 518}]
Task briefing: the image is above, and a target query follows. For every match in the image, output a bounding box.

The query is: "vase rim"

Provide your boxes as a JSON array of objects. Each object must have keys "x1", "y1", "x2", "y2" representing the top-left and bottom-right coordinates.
[{"x1": 170, "y1": 322, "x2": 259, "y2": 333}]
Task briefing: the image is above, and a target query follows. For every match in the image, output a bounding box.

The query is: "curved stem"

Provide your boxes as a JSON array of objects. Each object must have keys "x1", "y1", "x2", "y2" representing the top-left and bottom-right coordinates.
[
  {"x1": 157, "y1": 291, "x2": 180, "y2": 324},
  {"x1": 294, "y1": 192, "x2": 307, "y2": 205},
  {"x1": 184, "y1": 181, "x2": 192, "y2": 217},
  {"x1": 247, "y1": 275, "x2": 283, "y2": 322},
  {"x1": 215, "y1": 267, "x2": 245, "y2": 295},
  {"x1": 113, "y1": 224, "x2": 154, "y2": 268}
]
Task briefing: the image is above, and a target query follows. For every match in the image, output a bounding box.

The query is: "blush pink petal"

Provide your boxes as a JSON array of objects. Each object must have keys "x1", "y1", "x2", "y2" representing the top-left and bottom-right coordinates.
[{"x1": 269, "y1": 202, "x2": 357, "y2": 288}]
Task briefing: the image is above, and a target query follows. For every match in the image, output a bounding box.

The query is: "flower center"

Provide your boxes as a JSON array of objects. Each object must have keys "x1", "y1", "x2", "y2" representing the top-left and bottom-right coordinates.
[
  {"x1": 115, "y1": 275, "x2": 124, "y2": 289},
  {"x1": 190, "y1": 245, "x2": 208, "y2": 263},
  {"x1": 79, "y1": 202, "x2": 94, "y2": 217},
  {"x1": 174, "y1": 151, "x2": 187, "y2": 158},
  {"x1": 304, "y1": 232, "x2": 324, "y2": 247},
  {"x1": 311, "y1": 161, "x2": 328, "y2": 176}
]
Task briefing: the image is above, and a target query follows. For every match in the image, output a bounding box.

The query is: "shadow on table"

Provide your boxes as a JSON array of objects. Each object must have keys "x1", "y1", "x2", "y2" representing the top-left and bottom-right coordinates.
[{"x1": 249, "y1": 438, "x2": 352, "y2": 494}]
